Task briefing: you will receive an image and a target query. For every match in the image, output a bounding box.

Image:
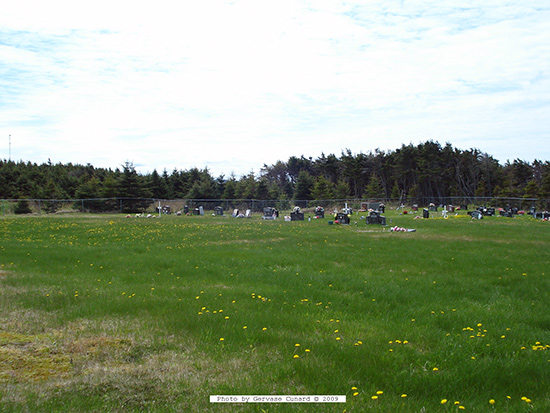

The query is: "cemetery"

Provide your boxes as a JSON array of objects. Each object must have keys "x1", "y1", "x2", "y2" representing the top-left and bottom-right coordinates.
[{"x1": 1, "y1": 204, "x2": 550, "y2": 412}]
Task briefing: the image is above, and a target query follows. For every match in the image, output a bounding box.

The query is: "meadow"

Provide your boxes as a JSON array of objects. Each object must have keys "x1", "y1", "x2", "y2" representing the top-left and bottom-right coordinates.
[{"x1": 1, "y1": 209, "x2": 549, "y2": 412}]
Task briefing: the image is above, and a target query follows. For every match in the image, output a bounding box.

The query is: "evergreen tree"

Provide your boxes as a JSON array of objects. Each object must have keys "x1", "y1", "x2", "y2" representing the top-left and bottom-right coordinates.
[
  {"x1": 14, "y1": 199, "x2": 32, "y2": 214},
  {"x1": 118, "y1": 162, "x2": 152, "y2": 212},
  {"x1": 333, "y1": 179, "x2": 350, "y2": 200},
  {"x1": 293, "y1": 170, "x2": 314, "y2": 200},
  {"x1": 311, "y1": 175, "x2": 334, "y2": 200},
  {"x1": 364, "y1": 173, "x2": 385, "y2": 199}
]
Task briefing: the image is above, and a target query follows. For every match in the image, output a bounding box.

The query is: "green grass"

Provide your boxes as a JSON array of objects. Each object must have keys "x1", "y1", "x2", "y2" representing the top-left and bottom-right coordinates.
[{"x1": 1, "y1": 210, "x2": 550, "y2": 412}]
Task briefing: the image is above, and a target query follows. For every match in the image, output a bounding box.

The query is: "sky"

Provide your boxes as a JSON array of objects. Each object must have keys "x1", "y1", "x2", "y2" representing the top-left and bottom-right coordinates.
[{"x1": 1, "y1": 0, "x2": 549, "y2": 177}]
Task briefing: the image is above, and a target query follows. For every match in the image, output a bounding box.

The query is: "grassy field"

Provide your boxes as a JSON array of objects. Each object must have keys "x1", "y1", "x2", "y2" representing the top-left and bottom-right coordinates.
[{"x1": 1, "y1": 209, "x2": 549, "y2": 412}]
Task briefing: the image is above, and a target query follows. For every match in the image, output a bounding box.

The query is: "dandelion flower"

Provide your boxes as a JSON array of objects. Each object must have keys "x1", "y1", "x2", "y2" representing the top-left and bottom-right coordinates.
[
  {"x1": 433, "y1": 367, "x2": 439, "y2": 371},
  {"x1": 376, "y1": 391, "x2": 383, "y2": 395},
  {"x1": 441, "y1": 399, "x2": 447, "y2": 404},
  {"x1": 401, "y1": 394, "x2": 407, "y2": 398},
  {"x1": 371, "y1": 396, "x2": 378, "y2": 400},
  {"x1": 293, "y1": 355, "x2": 299, "y2": 359},
  {"x1": 219, "y1": 338, "x2": 224, "y2": 341},
  {"x1": 353, "y1": 392, "x2": 359, "y2": 397},
  {"x1": 489, "y1": 399, "x2": 495, "y2": 405}
]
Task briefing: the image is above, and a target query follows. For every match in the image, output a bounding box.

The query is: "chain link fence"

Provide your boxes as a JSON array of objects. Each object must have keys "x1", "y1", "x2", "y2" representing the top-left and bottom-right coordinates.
[{"x1": 1, "y1": 196, "x2": 548, "y2": 216}]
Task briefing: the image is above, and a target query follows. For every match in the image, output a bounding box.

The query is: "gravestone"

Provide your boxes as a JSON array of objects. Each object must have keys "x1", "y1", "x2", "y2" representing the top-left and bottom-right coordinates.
[
  {"x1": 214, "y1": 206, "x2": 224, "y2": 216},
  {"x1": 468, "y1": 210, "x2": 483, "y2": 219},
  {"x1": 362, "y1": 202, "x2": 381, "y2": 211},
  {"x1": 315, "y1": 206, "x2": 325, "y2": 218},
  {"x1": 423, "y1": 209, "x2": 429, "y2": 219},
  {"x1": 263, "y1": 207, "x2": 278, "y2": 220},
  {"x1": 335, "y1": 212, "x2": 350, "y2": 224},
  {"x1": 290, "y1": 211, "x2": 304, "y2": 221},
  {"x1": 366, "y1": 211, "x2": 386, "y2": 225}
]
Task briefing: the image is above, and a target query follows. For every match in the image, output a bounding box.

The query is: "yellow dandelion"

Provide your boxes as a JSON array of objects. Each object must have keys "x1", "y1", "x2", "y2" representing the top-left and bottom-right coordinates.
[
  {"x1": 441, "y1": 399, "x2": 447, "y2": 404},
  {"x1": 433, "y1": 367, "x2": 439, "y2": 371},
  {"x1": 371, "y1": 395, "x2": 378, "y2": 400},
  {"x1": 376, "y1": 391, "x2": 383, "y2": 395},
  {"x1": 219, "y1": 338, "x2": 224, "y2": 341},
  {"x1": 489, "y1": 399, "x2": 495, "y2": 405},
  {"x1": 293, "y1": 354, "x2": 299, "y2": 359},
  {"x1": 353, "y1": 392, "x2": 359, "y2": 397},
  {"x1": 401, "y1": 394, "x2": 407, "y2": 398}
]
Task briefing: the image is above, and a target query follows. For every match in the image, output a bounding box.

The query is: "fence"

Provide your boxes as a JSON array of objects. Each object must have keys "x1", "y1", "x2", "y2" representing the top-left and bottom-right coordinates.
[{"x1": 1, "y1": 196, "x2": 549, "y2": 216}]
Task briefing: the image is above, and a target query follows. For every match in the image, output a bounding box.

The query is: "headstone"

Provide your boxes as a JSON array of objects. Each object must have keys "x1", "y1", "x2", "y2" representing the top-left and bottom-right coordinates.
[
  {"x1": 199, "y1": 206, "x2": 204, "y2": 216},
  {"x1": 468, "y1": 210, "x2": 483, "y2": 219},
  {"x1": 263, "y1": 207, "x2": 278, "y2": 220},
  {"x1": 423, "y1": 209, "x2": 429, "y2": 219},
  {"x1": 366, "y1": 210, "x2": 386, "y2": 225},
  {"x1": 335, "y1": 212, "x2": 350, "y2": 224},
  {"x1": 214, "y1": 206, "x2": 224, "y2": 216},
  {"x1": 315, "y1": 206, "x2": 325, "y2": 218},
  {"x1": 290, "y1": 211, "x2": 304, "y2": 221}
]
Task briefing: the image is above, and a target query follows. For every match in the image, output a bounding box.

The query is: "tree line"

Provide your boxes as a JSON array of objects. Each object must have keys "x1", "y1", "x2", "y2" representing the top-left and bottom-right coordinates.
[{"x1": 1, "y1": 141, "x2": 549, "y2": 211}]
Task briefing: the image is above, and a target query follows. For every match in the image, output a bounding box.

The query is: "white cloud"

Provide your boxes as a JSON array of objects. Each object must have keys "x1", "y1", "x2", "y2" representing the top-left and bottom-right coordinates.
[{"x1": 1, "y1": 0, "x2": 549, "y2": 176}]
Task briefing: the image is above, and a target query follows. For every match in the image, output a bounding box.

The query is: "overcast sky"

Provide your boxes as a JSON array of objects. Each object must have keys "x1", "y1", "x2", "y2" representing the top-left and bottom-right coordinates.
[{"x1": 1, "y1": 0, "x2": 549, "y2": 177}]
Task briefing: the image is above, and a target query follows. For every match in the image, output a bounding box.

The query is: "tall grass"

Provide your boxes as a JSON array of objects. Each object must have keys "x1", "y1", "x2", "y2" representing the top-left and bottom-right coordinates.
[{"x1": 1, "y1": 211, "x2": 549, "y2": 411}]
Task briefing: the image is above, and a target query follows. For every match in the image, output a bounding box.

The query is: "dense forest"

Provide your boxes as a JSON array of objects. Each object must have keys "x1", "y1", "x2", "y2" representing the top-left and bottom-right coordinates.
[{"x1": 1, "y1": 141, "x2": 549, "y2": 210}]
